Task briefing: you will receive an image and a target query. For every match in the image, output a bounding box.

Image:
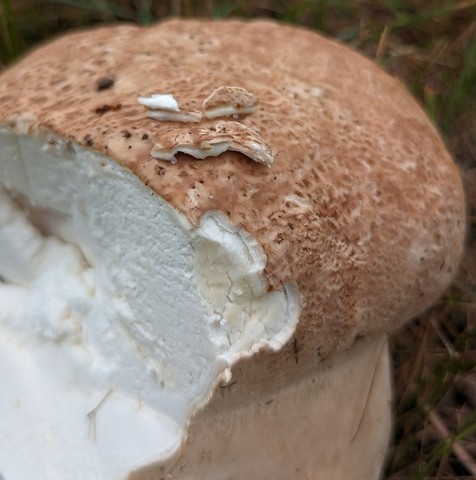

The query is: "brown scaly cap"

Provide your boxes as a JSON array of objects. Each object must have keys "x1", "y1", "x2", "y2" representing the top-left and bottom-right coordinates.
[{"x1": 0, "y1": 19, "x2": 465, "y2": 367}]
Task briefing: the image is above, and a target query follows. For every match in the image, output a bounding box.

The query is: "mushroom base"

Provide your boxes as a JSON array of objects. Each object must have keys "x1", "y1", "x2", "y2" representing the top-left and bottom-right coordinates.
[{"x1": 131, "y1": 334, "x2": 392, "y2": 480}]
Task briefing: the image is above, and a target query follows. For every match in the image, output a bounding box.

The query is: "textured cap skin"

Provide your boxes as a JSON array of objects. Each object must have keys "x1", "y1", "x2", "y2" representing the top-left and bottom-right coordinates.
[{"x1": 0, "y1": 18, "x2": 465, "y2": 374}]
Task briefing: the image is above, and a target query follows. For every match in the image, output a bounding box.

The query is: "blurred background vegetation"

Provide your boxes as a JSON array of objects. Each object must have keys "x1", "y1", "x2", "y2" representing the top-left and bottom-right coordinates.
[{"x1": 1, "y1": 0, "x2": 475, "y2": 478}]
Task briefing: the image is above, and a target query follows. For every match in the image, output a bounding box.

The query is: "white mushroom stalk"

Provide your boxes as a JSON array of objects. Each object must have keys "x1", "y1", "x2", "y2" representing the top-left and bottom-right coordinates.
[{"x1": 151, "y1": 121, "x2": 274, "y2": 165}]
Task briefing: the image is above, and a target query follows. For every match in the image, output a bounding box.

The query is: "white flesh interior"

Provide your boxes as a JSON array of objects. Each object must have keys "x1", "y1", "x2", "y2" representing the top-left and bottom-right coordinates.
[{"x1": 0, "y1": 129, "x2": 300, "y2": 480}]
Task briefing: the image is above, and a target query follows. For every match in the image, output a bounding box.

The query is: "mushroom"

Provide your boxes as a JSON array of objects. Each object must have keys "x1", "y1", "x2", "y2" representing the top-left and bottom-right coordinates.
[{"x1": 0, "y1": 19, "x2": 465, "y2": 480}]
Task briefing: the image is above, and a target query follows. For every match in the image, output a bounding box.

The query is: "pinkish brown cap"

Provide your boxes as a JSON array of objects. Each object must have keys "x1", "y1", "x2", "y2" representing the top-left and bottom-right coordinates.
[{"x1": 0, "y1": 18, "x2": 465, "y2": 366}]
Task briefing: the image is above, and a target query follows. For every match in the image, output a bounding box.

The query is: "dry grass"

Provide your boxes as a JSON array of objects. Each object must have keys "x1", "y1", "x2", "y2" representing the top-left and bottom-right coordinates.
[{"x1": 1, "y1": 1, "x2": 475, "y2": 477}]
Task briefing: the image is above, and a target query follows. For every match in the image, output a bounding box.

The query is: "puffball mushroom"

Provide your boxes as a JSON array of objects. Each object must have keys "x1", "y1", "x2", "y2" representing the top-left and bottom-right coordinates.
[{"x1": 0, "y1": 18, "x2": 465, "y2": 480}]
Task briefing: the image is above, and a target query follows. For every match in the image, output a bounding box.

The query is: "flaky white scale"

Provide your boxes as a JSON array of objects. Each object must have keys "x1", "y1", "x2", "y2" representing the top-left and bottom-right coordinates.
[
  {"x1": 138, "y1": 93, "x2": 203, "y2": 123},
  {"x1": 137, "y1": 88, "x2": 269, "y2": 165},
  {"x1": 151, "y1": 121, "x2": 274, "y2": 166},
  {"x1": 203, "y1": 86, "x2": 259, "y2": 119}
]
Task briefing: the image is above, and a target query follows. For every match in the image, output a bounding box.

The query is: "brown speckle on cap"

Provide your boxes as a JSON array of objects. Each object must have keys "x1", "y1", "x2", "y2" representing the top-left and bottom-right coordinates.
[
  {"x1": 96, "y1": 77, "x2": 115, "y2": 91},
  {"x1": 95, "y1": 103, "x2": 122, "y2": 115},
  {"x1": 84, "y1": 134, "x2": 94, "y2": 146}
]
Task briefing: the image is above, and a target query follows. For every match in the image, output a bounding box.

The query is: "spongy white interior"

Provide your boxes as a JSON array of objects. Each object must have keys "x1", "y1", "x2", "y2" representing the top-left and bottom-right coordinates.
[{"x1": 0, "y1": 129, "x2": 300, "y2": 479}]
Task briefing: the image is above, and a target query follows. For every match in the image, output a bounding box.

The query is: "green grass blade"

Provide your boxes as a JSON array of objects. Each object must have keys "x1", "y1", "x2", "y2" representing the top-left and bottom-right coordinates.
[
  {"x1": 445, "y1": 37, "x2": 476, "y2": 128},
  {"x1": 133, "y1": 0, "x2": 155, "y2": 24},
  {"x1": 46, "y1": 0, "x2": 137, "y2": 21},
  {"x1": 0, "y1": 0, "x2": 20, "y2": 63}
]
